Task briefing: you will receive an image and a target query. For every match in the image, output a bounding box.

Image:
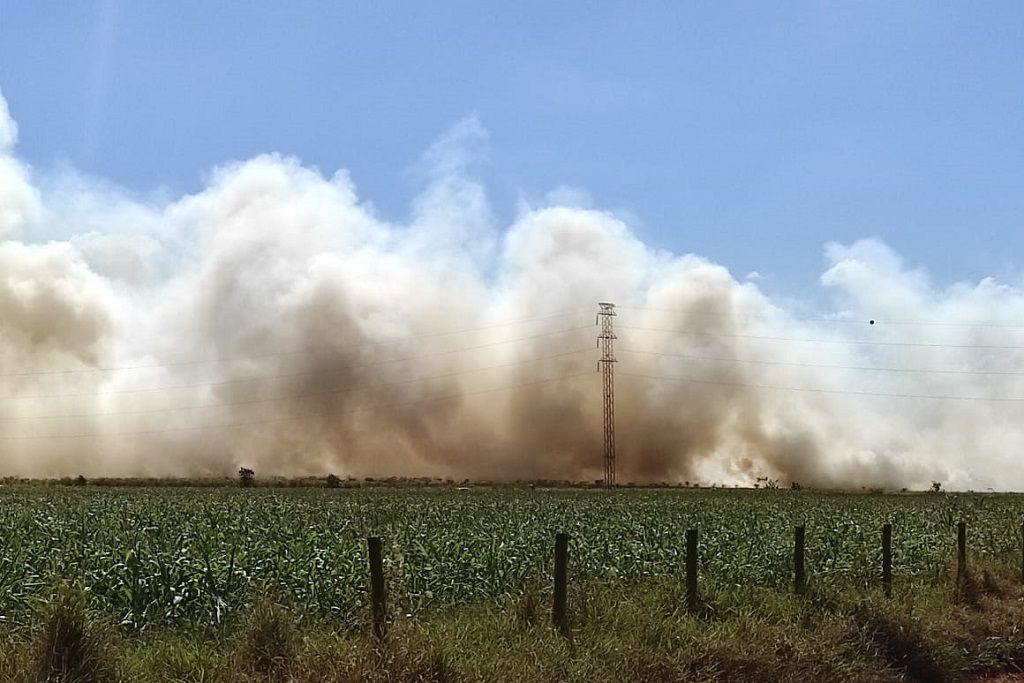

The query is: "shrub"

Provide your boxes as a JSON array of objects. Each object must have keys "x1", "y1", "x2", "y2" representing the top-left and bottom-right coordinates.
[
  {"x1": 33, "y1": 587, "x2": 116, "y2": 683},
  {"x1": 238, "y1": 467, "x2": 255, "y2": 488},
  {"x1": 325, "y1": 473, "x2": 341, "y2": 489},
  {"x1": 236, "y1": 600, "x2": 299, "y2": 680}
]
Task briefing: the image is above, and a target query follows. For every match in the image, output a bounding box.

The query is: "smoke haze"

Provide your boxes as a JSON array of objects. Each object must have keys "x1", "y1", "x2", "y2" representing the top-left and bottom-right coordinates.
[{"x1": 2, "y1": 91, "x2": 1024, "y2": 490}]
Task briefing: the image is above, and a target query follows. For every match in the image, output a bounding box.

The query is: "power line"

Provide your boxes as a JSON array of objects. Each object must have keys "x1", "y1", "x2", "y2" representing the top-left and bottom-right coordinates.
[
  {"x1": 0, "y1": 370, "x2": 596, "y2": 440},
  {"x1": 619, "y1": 371, "x2": 1024, "y2": 403},
  {"x1": 0, "y1": 321, "x2": 595, "y2": 380},
  {"x1": 618, "y1": 325, "x2": 1024, "y2": 351},
  {"x1": 0, "y1": 348, "x2": 593, "y2": 420},
  {"x1": 616, "y1": 305, "x2": 1024, "y2": 329},
  {"x1": 2, "y1": 336, "x2": 593, "y2": 400},
  {"x1": 618, "y1": 347, "x2": 1024, "y2": 377}
]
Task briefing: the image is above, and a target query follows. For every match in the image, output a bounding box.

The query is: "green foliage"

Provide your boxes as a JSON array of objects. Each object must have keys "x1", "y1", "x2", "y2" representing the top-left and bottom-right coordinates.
[
  {"x1": 235, "y1": 600, "x2": 299, "y2": 680},
  {"x1": 7, "y1": 573, "x2": 1024, "y2": 681},
  {"x1": 0, "y1": 487, "x2": 1022, "y2": 632},
  {"x1": 32, "y1": 587, "x2": 116, "y2": 683}
]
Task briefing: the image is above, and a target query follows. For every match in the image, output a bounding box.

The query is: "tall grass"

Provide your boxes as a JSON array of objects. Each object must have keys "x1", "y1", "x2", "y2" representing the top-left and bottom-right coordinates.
[{"x1": 32, "y1": 587, "x2": 116, "y2": 683}]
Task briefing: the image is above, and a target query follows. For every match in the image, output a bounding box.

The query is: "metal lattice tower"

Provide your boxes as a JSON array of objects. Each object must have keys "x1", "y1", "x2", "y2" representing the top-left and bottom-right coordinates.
[{"x1": 597, "y1": 302, "x2": 617, "y2": 486}]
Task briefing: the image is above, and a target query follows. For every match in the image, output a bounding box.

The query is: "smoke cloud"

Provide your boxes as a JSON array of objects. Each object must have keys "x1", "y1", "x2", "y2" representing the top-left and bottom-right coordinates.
[{"x1": 2, "y1": 90, "x2": 1024, "y2": 490}]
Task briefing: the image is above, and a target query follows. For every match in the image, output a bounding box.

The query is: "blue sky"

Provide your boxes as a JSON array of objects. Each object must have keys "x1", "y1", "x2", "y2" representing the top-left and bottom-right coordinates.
[{"x1": 1, "y1": 1, "x2": 1022, "y2": 295}]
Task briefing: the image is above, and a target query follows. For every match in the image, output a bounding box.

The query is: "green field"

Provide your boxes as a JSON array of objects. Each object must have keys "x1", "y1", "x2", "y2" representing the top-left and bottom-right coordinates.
[
  {"x1": 1, "y1": 485, "x2": 1020, "y2": 629},
  {"x1": 4, "y1": 484, "x2": 1024, "y2": 682}
]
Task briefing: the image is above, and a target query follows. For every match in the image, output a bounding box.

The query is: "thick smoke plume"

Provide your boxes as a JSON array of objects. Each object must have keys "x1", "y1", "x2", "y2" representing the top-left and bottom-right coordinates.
[{"x1": 2, "y1": 92, "x2": 1024, "y2": 489}]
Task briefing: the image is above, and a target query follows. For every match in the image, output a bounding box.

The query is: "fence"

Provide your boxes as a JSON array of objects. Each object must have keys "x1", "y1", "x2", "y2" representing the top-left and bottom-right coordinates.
[{"x1": 365, "y1": 519, "x2": 1021, "y2": 638}]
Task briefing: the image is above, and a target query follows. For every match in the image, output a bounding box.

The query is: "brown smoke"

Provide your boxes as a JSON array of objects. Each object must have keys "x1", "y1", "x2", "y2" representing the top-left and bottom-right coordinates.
[{"x1": 3, "y1": 96, "x2": 1024, "y2": 489}]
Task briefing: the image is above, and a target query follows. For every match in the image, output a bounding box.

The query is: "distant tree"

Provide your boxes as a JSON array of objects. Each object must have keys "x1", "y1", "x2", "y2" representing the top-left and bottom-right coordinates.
[
  {"x1": 790, "y1": 481, "x2": 803, "y2": 491},
  {"x1": 238, "y1": 467, "x2": 255, "y2": 488},
  {"x1": 325, "y1": 473, "x2": 341, "y2": 489},
  {"x1": 931, "y1": 481, "x2": 943, "y2": 493},
  {"x1": 74, "y1": 475, "x2": 87, "y2": 487}
]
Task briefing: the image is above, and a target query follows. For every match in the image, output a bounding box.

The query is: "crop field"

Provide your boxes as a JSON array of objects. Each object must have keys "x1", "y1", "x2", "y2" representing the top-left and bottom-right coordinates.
[{"x1": 1, "y1": 485, "x2": 1022, "y2": 633}]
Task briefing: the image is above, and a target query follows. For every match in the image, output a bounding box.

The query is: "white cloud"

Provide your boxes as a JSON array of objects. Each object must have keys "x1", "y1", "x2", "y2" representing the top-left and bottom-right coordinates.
[
  {"x1": 0, "y1": 92, "x2": 41, "y2": 238},
  {"x1": 0, "y1": 89, "x2": 18, "y2": 150}
]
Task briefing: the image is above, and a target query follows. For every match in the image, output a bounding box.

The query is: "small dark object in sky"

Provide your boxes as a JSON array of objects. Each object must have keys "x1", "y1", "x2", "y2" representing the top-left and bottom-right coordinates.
[{"x1": 869, "y1": 319, "x2": 875, "y2": 325}]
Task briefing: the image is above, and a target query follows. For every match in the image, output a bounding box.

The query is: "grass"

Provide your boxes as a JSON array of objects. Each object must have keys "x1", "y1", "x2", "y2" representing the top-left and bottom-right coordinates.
[
  {"x1": 232, "y1": 600, "x2": 299, "y2": 680},
  {"x1": 4, "y1": 484, "x2": 1024, "y2": 680},
  {"x1": 5, "y1": 484, "x2": 1024, "y2": 631},
  {"x1": 6, "y1": 587, "x2": 119, "y2": 683},
  {"x1": 3, "y1": 571, "x2": 1024, "y2": 682}
]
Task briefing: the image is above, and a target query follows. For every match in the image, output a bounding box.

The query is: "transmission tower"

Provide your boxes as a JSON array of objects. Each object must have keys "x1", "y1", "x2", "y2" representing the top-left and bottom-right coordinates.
[{"x1": 597, "y1": 302, "x2": 617, "y2": 486}]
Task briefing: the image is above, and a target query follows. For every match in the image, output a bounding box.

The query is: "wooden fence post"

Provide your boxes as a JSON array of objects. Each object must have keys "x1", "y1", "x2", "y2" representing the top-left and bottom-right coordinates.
[
  {"x1": 552, "y1": 532, "x2": 569, "y2": 636},
  {"x1": 956, "y1": 521, "x2": 966, "y2": 585},
  {"x1": 882, "y1": 523, "x2": 892, "y2": 599},
  {"x1": 685, "y1": 528, "x2": 698, "y2": 609},
  {"x1": 367, "y1": 536, "x2": 386, "y2": 638},
  {"x1": 794, "y1": 525, "x2": 806, "y2": 595}
]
